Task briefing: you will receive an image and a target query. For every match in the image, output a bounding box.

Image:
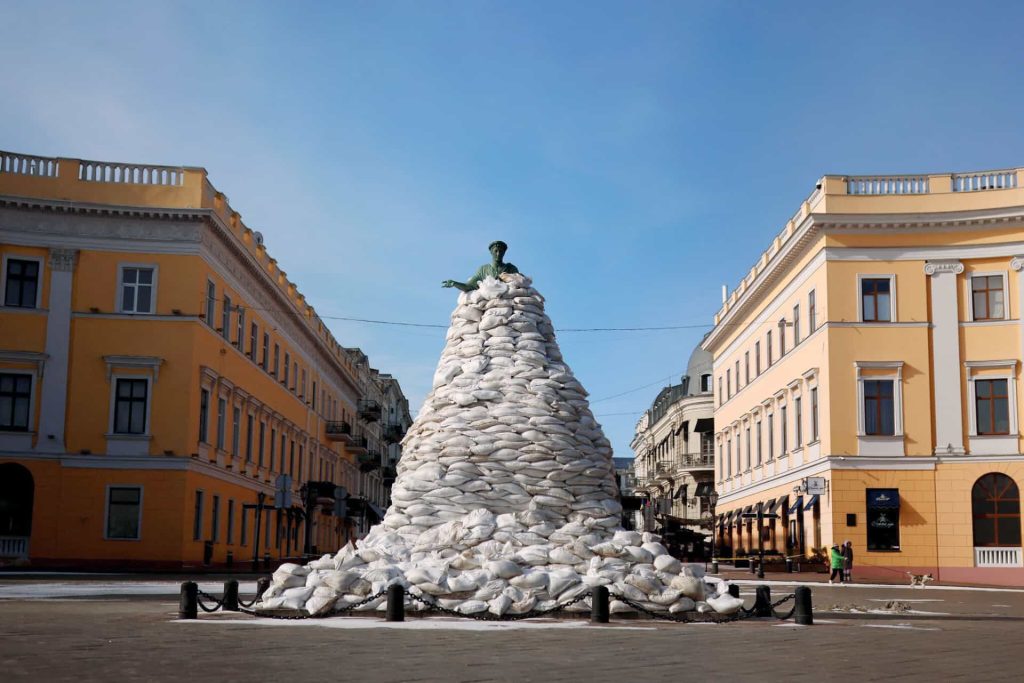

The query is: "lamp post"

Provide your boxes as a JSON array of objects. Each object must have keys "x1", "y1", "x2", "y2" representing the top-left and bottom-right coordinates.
[{"x1": 708, "y1": 491, "x2": 719, "y2": 574}]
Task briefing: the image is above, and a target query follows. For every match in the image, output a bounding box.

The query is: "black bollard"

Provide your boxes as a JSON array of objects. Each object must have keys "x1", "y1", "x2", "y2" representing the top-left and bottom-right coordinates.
[
  {"x1": 255, "y1": 577, "x2": 271, "y2": 602},
  {"x1": 749, "y1": 558, "x2": 757, "y2": 574},
  {"x1": 711, "y1": 561, "x2": 719, "y2": 574},
  {"x1": 179, "y1": 581, "x2": 198, "y2": 619},
  {"x1": 727, "y1": 583, "x2": 740, "y2": 599},
  {"x1": 386, "y1": 584, "x2": 405, "y2": 622},
  {"x1": 786, "y1": 558, "x2": 794, "y2": 573},
  {"x1": 794, "y1": 586, "x2": 813, "y2": 625},
  {"x1": 263, "y1": 553, "x2": 271, "y2": 571},
  {"x1": 226, "y1": 551, "x2": 234, "y2": 569},
  {"x1": 222, "y1": 579, "x2": 239, "y2": 611},
  {"x1": 591, "y1": 585, "x2": 610, "y2": 624},
  {"x1": 754, "y1": 585, "x2": 772, "y2": 617}
]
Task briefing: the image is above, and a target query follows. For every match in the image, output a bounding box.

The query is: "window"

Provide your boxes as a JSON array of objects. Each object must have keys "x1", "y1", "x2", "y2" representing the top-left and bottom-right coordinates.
[
  {"x1": 199, "y1": 388, "x2": 210, "y2": 443},
  {"x1": 780, "y1": 405, "x2": 788, "y2": 454},
  {"x1": 262, "y1": 333, "x2": 270, "y2": 369},
  {"x1": 811, "y1": 387, "x2": 819, "y2": 441},
  {"x1": 767, "y1": 412, "x2": 774, "y2": 461},
  {"x1": 270, "y1": 428, "x2": 277, "y2": 471},
  {"x1": 236, "y1": 307, "x2": 245, "y2": 349},
  {"x1": 227, "y1": 499, "x2": 235, "y2": 545},
  {"x1": 245, "y1": 414, "x2": 254, "y2": 462},
  {"x1": 300, "y1": 369, "x2": 306, "y2": 399},
  {"x1": 221, "y1": 295, "x2": 232, "y2": 340},
  {"x1": 700, "y1": 374, "x2": 711, "y2": 393},
  {"x1": 280, "y1": 433, "x2": 286, "y2": 472},
  {"x1": 4, "y1": 258, "x2": 40, "y2": 308},
  {"x1": 273, "y1": 344, "x2": 280, "y2": 377},
  {"x1": 971, "y1": 473, "x2": 1021, "y2": 547},
  {"x1": 312, "y1": 381, "x2": 318, "y2": 409},
  {"x1": 0, "y1": 373, "x2": 32, "y2": 431},
  {"x1": 793, "y1": 305, "x2": 801, "y2": 345},
  {"x1": 863, "y1": 380, "x2": 895, "y2": 436},
  {"x1": 105, "y1": 486, "x2": 142, "y2": 540},
  {"x1": 258, "y1": 422, "x2": 266, "y2": 466},
  {"x1": 205, "y1": 281, "x2": 216, "y2": 327},
  {"x1": 866, "y1": 488, "x2": 900, "y2": 551},
  {"x1": 971, "y1": 275, "x2": 1006, "y2": 321},
  {"x1": 726, "y1": 369, "x2": 731, "y2": 399},
  {"x1": 249, "y1": 322, "x2": 258, "y2": 359},
  {"x1": 745, "y1": 426, "x2": 751, "y2": 470},
  {"x1": 284, "y1": 353, "x2": 290, "y2": 385},
  {"x1": 119, "y1": 266, "x2": 155, "y2": 314},
  {"x1": 778, "y1": 320, "x2": 787, "y2": 356},
  {"x1": 289, "y1": 439, "x2": 295, "y2": 477},
  {"x1": 735, "y1": 361, "x2": 740, "y2": 390},
  {"x1": 754, "y1": 342, "x2": 761, "y2": 376},
  {"x1": 975, "y1": 379, "x2": 1010, "y2": 435},
  {"x1": 744, "y1": 352, "x2": 749, "y2": 385},
  {"x1": 211, "y1": 495, "x2": 220, "y2": 542},
  {"x1": 725, "y1": 438, "x2": 732, "y2": 477},
  {"x1": 755, "y1": 420, "x2": 762, "y2": 465},
  {"x1": 861, "y1": 277, "x2": 892, "y2": 322},
  {"x1": 193, "y1": 490, "x2": 204, "y2": 540},
  {"x1": 766, "y1": 332, "x2": 773, "y2": 367},
  {"x1": 216, "y1": 397, "x2": 227, "y2": 450},
  {"x1": 794, "y1": 397, "x2": 803, "y2": 448},
  {"x1": 113, "y1": 379, "x2": 148, "y2": 434},
  {"x1": 808, "y1": 290, "x2": 816, "y2": 331},
  {"x1": 231, "y1": 406, "x2": 241, "y2": 456},
  {"x1": 718, "y1": 377, "x2": 723, "y2": 406},
  {"x1": 292, "y1": 362, "x2": 298, "y2": 391}
]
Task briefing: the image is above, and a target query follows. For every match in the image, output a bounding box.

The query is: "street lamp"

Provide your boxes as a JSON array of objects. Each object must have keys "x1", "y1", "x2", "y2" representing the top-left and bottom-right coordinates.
[{"x1": 708, "y1": 491, "x2": 719, "y2": 574}]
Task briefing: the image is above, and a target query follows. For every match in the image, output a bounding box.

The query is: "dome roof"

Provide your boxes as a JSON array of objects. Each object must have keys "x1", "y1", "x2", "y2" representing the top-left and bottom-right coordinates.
[{"x1": 683, "y1": 335, "x2": 712, "y2": 396}]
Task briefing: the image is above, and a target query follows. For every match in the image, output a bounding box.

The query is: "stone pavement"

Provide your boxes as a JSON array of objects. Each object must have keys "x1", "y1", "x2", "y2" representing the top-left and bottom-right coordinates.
[{"x1": 1, "y1": 581, "x2": 1023, "y2": 682}]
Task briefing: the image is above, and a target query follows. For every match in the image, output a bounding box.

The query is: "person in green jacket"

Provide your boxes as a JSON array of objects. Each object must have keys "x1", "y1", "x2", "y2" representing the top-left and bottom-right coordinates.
[{"x1": 828, "y1": 543, "x2": 845, "y2": 584}]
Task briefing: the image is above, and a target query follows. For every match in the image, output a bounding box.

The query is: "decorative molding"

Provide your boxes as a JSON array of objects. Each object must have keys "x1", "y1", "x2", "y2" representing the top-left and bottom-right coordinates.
[
  {"x1": 924, "y1": 259, "x2": 964, "y2": 276},
  {"x1": 0, "y1": 350, "x2": 48, "y2": 377},
  {"x1": 1011, "y1": 256, "x2": 1024, "y2": 272},
  {"x1": 104, "y1": 355, "x2": 164, "y2": 382},
  {"x1": 964, "y1": 359, "x2": 1018, "y2": 370},
  {"x1": 48, "y1": 248, "x2": 78, "y2": 271}
]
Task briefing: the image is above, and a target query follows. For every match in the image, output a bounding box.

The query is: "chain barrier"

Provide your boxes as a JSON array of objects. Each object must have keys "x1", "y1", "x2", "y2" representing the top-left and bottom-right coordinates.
[
  {"x1": 770, "y1": 593, "x2": 797, "y2": 620},
  {"x1": 236, "y1": 589, "x2": 389, "y2": 620},
  {"x1": 406, "y1": 589, "x2": 593, "y2": 622},
  {"x1": 196, "y1": 589, "x2": 226, "y2": 613}
]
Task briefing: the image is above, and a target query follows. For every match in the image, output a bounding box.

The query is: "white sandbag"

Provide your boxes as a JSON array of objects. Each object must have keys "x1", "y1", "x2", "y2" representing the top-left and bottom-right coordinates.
[
  {"x1": 486, "y1": 559, "x2": 523, "y2": 578},
  {"x1": 279, "y1": 586, "x2": 314, "y2": 610},
  {"x1": 707, "y1": 594, "x2": 744, "y2": 615},
  {"x1": 458, "y1": 600, "x2": 490, "y2": 615},
  {"x1": 488, "y1": 594, "x2": 513, "y2": 616},
  {"x1": 641, "y1": 541, "x2": 668, "y2": 558},
  {"x1": 612, "y1": 530, "x2": 643, "y2": 546},
  {"x1": 668, "y1": 597, "x2": 697, "y2": 614},
  {"x1": 653, "y1": 554, "x2": 681, "y2": 574},
  {"x1": 669, "y1": 575, "x2": 706, "y2": 601}
]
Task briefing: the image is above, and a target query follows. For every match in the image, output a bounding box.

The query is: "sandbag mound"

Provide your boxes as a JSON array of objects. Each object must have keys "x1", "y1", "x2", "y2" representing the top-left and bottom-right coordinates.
[{"x1": 258, "y1": 274, "x2": 734, "y2": 616}]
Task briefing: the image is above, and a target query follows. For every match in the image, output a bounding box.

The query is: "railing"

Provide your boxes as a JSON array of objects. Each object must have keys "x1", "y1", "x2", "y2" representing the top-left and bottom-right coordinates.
[
  {"x1": 357, "y1": 399, "x2": 382, "y2": 422},
  {"x1": 953, "y1": 170, "x2": 1018, "y2": 192},
  {"x1": 680, "y1": 454, "x2": 715, "y2": 469},
  {"x1": 0, "y1": 151, "x2": 59, "y2": 177},
  {"x1": 0, "y1": 536, "x2": 29, "y2": 558},
  {"x1": 974, "y1": 546, "x2": 1023, "y2": 567},
  {"x1": 79, "y1": 159, "x2": 185, "y2": 186},
  {"x1": 325, "y1": 420, "x2": 354, "y2": 436},
  {"x1": 847, "y1": 175, "x2": 929, "y2": 195},
  {"x1": 383, "y1": 423, "x2": 406, "y2": 443}
]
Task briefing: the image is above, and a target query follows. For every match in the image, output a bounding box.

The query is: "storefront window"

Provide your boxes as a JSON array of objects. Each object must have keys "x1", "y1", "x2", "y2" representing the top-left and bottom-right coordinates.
[{"x1": 866, "y1": 488, "x2": 900, "y2": 551}]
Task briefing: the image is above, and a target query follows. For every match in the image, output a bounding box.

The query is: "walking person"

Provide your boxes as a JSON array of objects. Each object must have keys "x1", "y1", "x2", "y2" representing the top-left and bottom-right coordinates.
[
  {"x1": 843, "y1": 541, "x2": 854, "y2": 583},
  {"x1": 828, "y1": 543, "x2": 844, "y2": 584}
]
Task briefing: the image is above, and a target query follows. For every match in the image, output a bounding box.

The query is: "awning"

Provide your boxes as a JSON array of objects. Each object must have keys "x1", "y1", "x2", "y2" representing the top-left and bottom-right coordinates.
[
  {"x1": 694, "y1": 482, "x2": 714, "y2": 498},
  {"x1": 771, "y1": 496, "x2": 787, "y2": 515},
  {"x1": 763, "y1": 498, "x2": 776, "y2": 513},
  {"x1": 867, "y1": 489, "x2": 900, "y2": 509},
  {"x1": 366, "y1": 501, "x2": 386, "y2": 523},
  {"x1": 788, "y1": 497, "x2": 804, "y2": 515},
  {"x1": 693, "y1": 418, "x2": 714, "y2": 432},
  {"x1": 722, "y1": 510, "x2": 734, "y2": 524},
  {"x1": 675, "y1": 420, "x2": 688, "y2": 436},
  {"x1": 674, "y1": 484, "x2": 688, "y2": 500},
  {"x1": 803, "y1": 494, "x2": 820, "y2": 512}
]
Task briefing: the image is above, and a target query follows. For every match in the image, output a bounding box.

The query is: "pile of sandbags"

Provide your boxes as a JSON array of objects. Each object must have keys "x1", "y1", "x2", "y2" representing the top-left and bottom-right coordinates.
[{"x1": 257, "y1": 274, "x2": 742, "y2": 617}]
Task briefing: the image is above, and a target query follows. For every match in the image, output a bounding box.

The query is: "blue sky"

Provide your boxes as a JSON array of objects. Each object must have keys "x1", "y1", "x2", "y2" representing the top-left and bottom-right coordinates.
[{"x1": 4, "y1": 1, "x2": 1024, "y2": 457}]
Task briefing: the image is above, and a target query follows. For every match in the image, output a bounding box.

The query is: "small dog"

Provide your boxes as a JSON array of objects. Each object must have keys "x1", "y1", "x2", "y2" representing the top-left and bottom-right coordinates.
[{"x1": 906, "y1": 572, "x2": 934, "y2": 588}]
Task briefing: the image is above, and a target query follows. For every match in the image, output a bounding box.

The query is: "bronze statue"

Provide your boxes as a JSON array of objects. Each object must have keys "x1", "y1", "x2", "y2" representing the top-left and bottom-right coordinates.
[{"x1": 442, "y1": 240, "x2": 519, "y2": 292}]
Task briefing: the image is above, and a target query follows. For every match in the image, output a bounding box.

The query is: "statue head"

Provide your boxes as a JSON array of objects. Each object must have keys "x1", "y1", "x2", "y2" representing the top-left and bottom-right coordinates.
[{"x1": 489, "y1": 240, "x2": 508, "y2": 259}]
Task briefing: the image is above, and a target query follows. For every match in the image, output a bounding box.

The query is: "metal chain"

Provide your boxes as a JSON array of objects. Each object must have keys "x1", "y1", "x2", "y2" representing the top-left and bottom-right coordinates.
[
  {"x1": 196, "y1": 589, "x2": 226, "y2": 613},
  {"x1": 237, "y1": 595, "x2": 260, "y2": 608},
  {"x1": 407, "y1": 589, "x2": 593, "y2": 622},
  {"x1": 236, "y1": 588, "x2": 389, "y2": 620},
  {"x1": 770, "y1": 593, "x2": 797, "y2": 620},
  {"x1": 606, "y1": 592, "x2": 748, "y2": 623}
]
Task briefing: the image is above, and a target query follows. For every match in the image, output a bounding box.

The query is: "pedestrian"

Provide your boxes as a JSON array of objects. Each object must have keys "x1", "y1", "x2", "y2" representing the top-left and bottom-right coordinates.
[
  {"x1": 828, "y1": 543, "x2": 844, "y2": 584},
  {"x1": 843, "y1": 540, "x2": 854, "y2": 583}
]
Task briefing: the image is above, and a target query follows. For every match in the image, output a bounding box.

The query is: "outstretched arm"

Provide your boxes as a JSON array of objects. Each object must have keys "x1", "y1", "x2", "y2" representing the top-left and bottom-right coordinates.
[{"x1": 442, "y1": 267, "x2": 484, "y2": 292}]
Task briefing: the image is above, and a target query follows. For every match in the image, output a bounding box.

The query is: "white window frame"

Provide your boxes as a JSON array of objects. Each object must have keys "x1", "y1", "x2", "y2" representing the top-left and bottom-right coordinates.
[
  {"x1": 1, "y1": 254, "x2": 44, "y2": 309},
  {"x1": 116, "y1": 263, "x2": 158, "y2": 314},
  {"x1": 103, "y1": 484, "x2": 144, "y2": 541},
  {"x1": 966, "y1": 271, "x2": 1009, "y2": 322},
  {"x1": 854, "y1": 360, "x2": 905, "y2": 456},
  {"x1": 858, "y1": 274, "x2": 897, "y2": 323},
  {"x1": 965, "y1": 360, "x2": 1018, "y2": 455},
  {"x1": 107, "y1": 374, "x2": 153, "y2": 437}
]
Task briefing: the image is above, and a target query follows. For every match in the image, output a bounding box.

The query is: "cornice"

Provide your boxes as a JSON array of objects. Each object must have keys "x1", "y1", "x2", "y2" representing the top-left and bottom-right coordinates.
[{"x1": 0, "y1": 193, "x2": 208, "y2": 221}]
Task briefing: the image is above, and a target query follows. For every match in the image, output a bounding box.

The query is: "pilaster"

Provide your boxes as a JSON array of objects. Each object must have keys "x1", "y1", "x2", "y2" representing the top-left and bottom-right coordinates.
[{"x1": 924, "y1": 259, "x2": 965, "y2": 455}]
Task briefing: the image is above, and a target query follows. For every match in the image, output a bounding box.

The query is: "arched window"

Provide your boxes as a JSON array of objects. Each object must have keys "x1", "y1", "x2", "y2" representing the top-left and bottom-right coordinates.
[{"x1": 972, "y1": 473, "x2": 1021, "y2": 547}]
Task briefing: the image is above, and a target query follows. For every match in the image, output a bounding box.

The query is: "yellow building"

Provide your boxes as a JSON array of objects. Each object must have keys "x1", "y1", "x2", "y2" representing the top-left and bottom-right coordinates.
[
  {"x1": 0, "y1": 150, "x2": 410, "y2": 569},
  {"x1": 704, "y1": 168, "x2": 1024, "y2": 586}
]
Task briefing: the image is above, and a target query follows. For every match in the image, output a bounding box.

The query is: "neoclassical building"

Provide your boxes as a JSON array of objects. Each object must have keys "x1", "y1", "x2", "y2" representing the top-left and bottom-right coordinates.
[
  {"x1": 0, "y1": 150, "x2": 411, "y2": 568},
  {"x1": 706, "y1": 167, "x2": 1024, "y2": 585},
  {"x1": 631, "y1": 341, "x2": 715, "y2": 557}
]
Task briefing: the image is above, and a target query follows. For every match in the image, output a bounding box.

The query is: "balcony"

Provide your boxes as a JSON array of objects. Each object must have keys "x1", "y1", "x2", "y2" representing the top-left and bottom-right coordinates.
[
  {"x1": 975, "y1": 547, "x2": 1023, "y2": 568},
  {"x1": 325, "y1": 420, "x2": 356, "y2": 444},
  {"x1": 381, "y1": 465, "x2": 398, "y2": 485},
  {"x1": 358, "y1": 399, "x2": 382, "y2": 423},
  {"x1": 0, "y1": 536, "x2": 29, "y2": 559},
  {"x1": 678, "y1": 453, "x2": 715, "y2": 470},
  {"x1": 347, "y1": 435, "x2": 369, "y2": 455},
  {"x1": 383, "y1": 423, "x2": 407, "y2": 444},
  {"x1": 359, "y1": 450, "x2": 381, "y2": 473}
]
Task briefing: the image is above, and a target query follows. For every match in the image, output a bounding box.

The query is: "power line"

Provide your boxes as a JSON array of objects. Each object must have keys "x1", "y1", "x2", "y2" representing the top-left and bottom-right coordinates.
[{"x1": 589, "y1": 370, "x2": 685, "y2": 404}]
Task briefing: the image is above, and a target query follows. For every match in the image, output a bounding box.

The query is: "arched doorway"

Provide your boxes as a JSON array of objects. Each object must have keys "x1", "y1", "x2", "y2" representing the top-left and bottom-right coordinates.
[
  {"x1": 972, "y1": 473, "x2": 1022, "y2": 567},
  {"x1": 0, "y1": 463, "x2": 33, "y2": 559}
]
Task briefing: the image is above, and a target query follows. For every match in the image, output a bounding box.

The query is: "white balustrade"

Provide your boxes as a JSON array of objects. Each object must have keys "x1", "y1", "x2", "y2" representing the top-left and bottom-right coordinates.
[
  {"x1": 79, "y1": 160, "x2": 184, "y2": 186},
  {"x1": 974, "y1": 546, "x2": 1023, "y2": 567},
  {"x1": 847, "y1": 175, "x2": 929, "y2": 195},
  {"x1": 0, "y1": 536, "x2": 29, "y2": 558},
  {"x1": 953, "y1": 170, "x2": 1018, "y2": 192},
  {"x1": 0, "y1": 151, "x2": 59, "y2": 177}
]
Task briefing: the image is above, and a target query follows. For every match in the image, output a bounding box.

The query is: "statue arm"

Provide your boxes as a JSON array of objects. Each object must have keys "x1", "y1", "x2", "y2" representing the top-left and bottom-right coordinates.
[{"x1": 442, "y1": 267, "x2": 484, "y2": 292}]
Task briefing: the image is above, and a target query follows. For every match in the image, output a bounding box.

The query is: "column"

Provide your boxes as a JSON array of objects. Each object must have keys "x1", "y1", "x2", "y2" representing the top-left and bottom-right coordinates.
[
  {"x1": 35, "y1": 248, "x2": 77, "y2": 453},
  {"x1": 924, "y1": 259, "x2": 965, "y2": 455},
  {"x1": 1011, "y1": 257, "x2": 1024, "y2": 364}
]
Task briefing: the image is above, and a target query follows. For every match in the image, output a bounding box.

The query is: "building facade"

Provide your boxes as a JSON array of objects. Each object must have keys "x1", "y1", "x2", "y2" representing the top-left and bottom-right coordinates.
[
  {"x1": 631, "y1": 342, "x2": 715, "y2": 559},
  {"x1": 0, "y1": 150, "x2": 410, "y2": 568},
  {"x1": 705, "y1": 167, "x2": 1024, "y2": 585}
]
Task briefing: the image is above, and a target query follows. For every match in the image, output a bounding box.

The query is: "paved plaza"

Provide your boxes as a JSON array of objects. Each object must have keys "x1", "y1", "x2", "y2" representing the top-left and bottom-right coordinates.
[{"x1": 1, "y1": 576, "x2": 1023, "y2": 682}]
